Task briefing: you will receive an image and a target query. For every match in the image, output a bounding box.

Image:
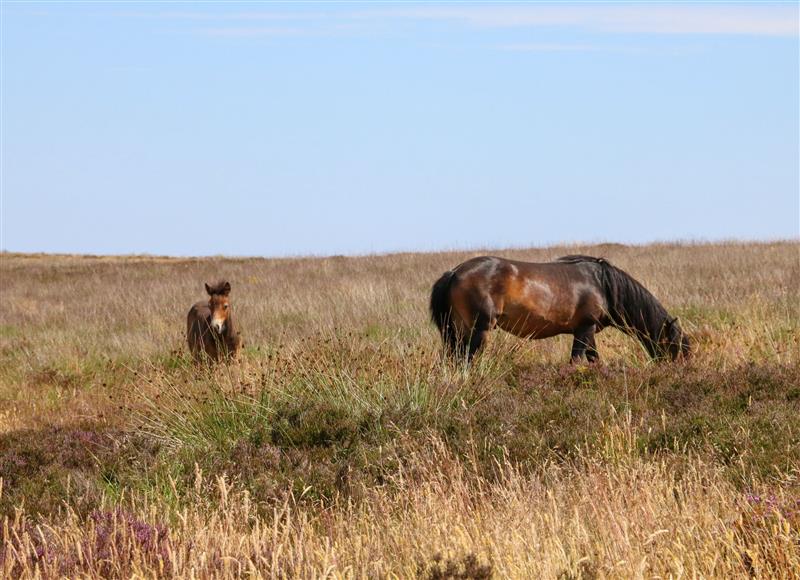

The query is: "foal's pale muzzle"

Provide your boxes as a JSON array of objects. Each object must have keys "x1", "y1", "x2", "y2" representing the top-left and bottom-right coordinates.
[{"x1": 211, "y1": 317, "x2": 225, "y2": 333}]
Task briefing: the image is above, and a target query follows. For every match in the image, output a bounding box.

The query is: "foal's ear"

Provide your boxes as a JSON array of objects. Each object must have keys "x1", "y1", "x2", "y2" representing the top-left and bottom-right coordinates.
[
  {"x1": 205, "y1": 282, "x2": 213, "y2": 296},
  {"x1": 221, "y1": 281, "x2": 231, "y2": 296}
]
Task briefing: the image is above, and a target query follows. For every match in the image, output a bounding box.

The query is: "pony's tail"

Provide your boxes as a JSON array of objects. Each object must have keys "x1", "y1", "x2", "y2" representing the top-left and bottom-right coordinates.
[{"x1": 430, "y1": 270, "x2": 458, "y2": 352}]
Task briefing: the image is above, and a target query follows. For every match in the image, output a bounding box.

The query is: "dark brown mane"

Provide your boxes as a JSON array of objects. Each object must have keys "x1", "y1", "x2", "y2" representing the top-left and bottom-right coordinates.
[
  {"x1": 205, "y1": 280, "x2": 231, "y2": 296},
  {"x1": 557, "y1": 255, "x2": 670, "y2": 357},
  {"x1": 556, "y1": 254, "x2": 608, "y2": 264}
]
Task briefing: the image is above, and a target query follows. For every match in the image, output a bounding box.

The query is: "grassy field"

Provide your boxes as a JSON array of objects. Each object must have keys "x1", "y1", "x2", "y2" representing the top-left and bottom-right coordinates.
[{"x1": 1, "y1": 241, "x2": 798, "y2": 578}]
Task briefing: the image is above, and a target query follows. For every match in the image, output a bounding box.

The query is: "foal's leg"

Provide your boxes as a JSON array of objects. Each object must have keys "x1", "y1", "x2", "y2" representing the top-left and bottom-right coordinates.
[{"x1": 571, "y1": 324, "x2": 597, "y2": 363}]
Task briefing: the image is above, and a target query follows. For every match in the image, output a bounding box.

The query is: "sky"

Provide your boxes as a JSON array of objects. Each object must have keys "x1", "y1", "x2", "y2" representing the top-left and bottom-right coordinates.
[{"x1": 1, "y1": 2, "x2": 798, "y2": 257}]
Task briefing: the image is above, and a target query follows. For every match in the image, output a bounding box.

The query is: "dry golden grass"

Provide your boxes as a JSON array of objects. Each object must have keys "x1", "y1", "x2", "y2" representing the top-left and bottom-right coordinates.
[
  {"x1": 3, "y1": 444, "x2": 798, "y2": 579},
  {"x1": 0, "y1": 241, "x2": 798, "y2": 578}
]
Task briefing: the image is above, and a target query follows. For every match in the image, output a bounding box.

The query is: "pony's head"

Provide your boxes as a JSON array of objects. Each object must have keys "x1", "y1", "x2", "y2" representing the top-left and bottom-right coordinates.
[
  {"x1": 659, "y1": 316, "x2": 692, "y2": 360},
  {"x1": 205, "y1": 281, "x2": 232, "y2": 334}
]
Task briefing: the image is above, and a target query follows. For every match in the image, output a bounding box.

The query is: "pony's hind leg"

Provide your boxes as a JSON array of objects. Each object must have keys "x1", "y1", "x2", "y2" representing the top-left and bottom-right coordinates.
[
  {"x1": 449, "y1": 303, "x2": 493, "y2": 362},
  {"x1": 465, "y1": 299, "x2": 497, "y2": 362},
  {"x1": 449, "y1": 321, "x2": 472, "y2": 360},
  {"x1": 571, "y1": 324, "x2": 597, "y2": 363},
  {"x1": 467, "y1": 312, "x2": 491, "y2": 361},
  {"x1": 442, "y1": 318, "x2": 463, "y2": 357},
  {"x1": 449, "y1": 285, "x2": 496, "y2": 363}
]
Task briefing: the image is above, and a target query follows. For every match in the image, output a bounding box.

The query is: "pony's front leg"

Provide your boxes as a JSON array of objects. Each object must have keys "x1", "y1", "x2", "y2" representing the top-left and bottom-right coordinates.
[
  {"x1": 585, "y1": 329, "x2": 599, "y2": 362},
  {"x1": 571, "y1": 324, "x2": 597, "y2": 363}
]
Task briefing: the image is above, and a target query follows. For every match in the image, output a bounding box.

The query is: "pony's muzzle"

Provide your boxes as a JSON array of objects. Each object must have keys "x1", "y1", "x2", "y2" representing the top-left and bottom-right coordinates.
[{"x1": 211, "y1": 318, "x2": 225, "y2": 334}]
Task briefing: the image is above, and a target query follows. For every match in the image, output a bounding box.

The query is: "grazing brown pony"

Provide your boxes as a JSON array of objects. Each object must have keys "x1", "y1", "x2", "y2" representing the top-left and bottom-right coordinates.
[
  {"x1": 187, "y1": 281, "x2": 242, "y2": 362},
  {"x1": 430, "y1": 255, "x2": 691, "y2": 363}
]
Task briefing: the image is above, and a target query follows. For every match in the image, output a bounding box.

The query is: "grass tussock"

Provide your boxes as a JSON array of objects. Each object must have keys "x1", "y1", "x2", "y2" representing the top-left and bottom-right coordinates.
[{"x1": 0, "y1": 241, "x2": 798, "y2": 577}]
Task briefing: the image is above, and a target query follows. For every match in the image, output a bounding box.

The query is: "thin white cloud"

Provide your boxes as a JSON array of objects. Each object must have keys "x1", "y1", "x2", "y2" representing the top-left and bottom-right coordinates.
[
  {"x1": 497, "y1": 42, "x2": 616, "y2": 53},
  {"x1": 196, "y1": 27, "x2": 307, "y2": 38},
  {"x1": 139, "y1": 11, "x2": 329, "y2": 22},
  {"x1": 194, "y1": 21, "x2": 362, "y2": 39},
  {"x1": 355, "y1": 5, "x2": 799, "y2": 37},
  {"x1": 130, "y1": 4, "x2": 799, "y2": 39}
]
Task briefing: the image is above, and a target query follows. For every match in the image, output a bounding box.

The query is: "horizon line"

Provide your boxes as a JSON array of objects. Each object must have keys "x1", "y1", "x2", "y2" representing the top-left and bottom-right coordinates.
[{"x1": 2, "y1": 236, "x2": 798, "y2": 262}]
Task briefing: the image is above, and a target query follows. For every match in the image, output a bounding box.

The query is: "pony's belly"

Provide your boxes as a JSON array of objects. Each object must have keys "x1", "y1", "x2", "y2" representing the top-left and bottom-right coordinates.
[{"x1": 497, "y1": 307, "x2": 570, "y2": 339}]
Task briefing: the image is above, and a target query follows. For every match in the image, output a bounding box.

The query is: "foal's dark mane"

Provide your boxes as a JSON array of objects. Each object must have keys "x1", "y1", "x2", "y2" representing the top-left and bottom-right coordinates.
[
  {"x1": 557, "y1": 255, "x2": 670, "y2": 355},
  {"x1": 206, "y1": 280, "x2": 231, "y2": 296}
]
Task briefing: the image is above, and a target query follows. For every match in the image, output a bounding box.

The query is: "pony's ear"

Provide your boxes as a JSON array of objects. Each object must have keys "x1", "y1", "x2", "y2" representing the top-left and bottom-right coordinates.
[
  {"x1": 205, "y1": 282, "x2": 213, "y2": 295},
  {"x1": 221, "y1": 282, "x2": 231, "y2": 296}
]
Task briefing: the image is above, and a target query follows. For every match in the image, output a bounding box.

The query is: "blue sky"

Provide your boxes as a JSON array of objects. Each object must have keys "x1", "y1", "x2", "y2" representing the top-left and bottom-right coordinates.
[{"x1": 2, "y1": 2, "x2": 798, "y2": 256}]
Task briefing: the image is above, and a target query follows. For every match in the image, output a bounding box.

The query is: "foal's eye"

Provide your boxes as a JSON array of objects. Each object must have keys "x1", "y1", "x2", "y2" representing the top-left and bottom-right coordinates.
[{"x1": 223, "y1": 304, "x2": 229, "y2": 309}]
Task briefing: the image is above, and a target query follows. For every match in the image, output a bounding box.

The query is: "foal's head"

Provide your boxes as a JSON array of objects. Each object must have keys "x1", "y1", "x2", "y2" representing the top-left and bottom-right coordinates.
[
  {"x1": 660, "y1": 317, "x2": 692, "y2": 360},
  {"x1": 204, "y1": 281, "x2": 232, "y2": 334}
]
